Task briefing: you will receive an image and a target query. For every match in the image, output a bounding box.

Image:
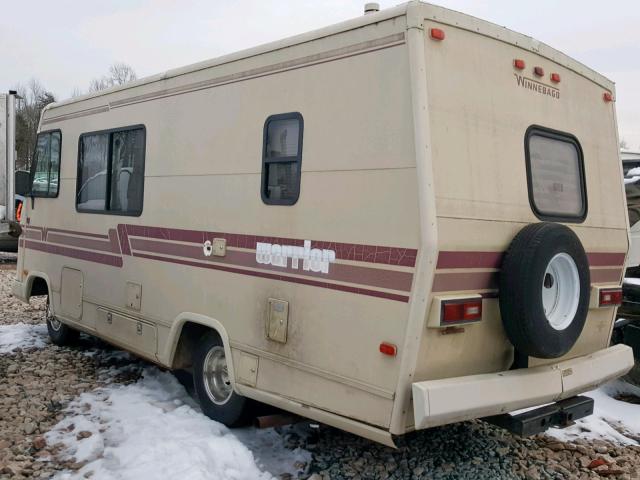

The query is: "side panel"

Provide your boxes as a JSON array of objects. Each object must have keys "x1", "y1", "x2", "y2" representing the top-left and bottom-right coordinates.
[{"x1": 21, "y1": 19, "x2": 418, "y2": 429}]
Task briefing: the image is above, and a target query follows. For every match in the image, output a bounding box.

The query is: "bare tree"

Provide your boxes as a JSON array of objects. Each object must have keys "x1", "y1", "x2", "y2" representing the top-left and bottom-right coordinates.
[
  {"x1": 89, "y1": 63, "x2": 137, "y2": 92},
  {"x1": 13, "y1": 79, "x2": 56, "y2": 171}
]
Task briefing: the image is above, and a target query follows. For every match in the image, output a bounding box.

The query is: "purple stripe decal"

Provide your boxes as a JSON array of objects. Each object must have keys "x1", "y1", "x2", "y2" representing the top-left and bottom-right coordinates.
[
  {"x1": 132, "y1": 251, "x2": 410, "y2": 302},
  {"x1": 590, "y1": 268, "x2": 623, "y2": 283},
  {"x1": 437, "y1": 251, "x2": 627, "y2": 270},
  {"x1": 129, "y1": 237, "x2": 414, "y2": 292},
  {"x1": 432, "y1": 271, "x2": 499, "y2": 293},
  {"x1": 45, "y1": 227, "x2": 109, "y2": 239},
  {"x1": 120, "y1": 224, "x2": 418, "y2": 267},
  {"x1": 24, "y1": 240, "x2": 123, "y2": 267},
  {"x1": 47, "y1": 232, "x2": 116, "y2": 253}
]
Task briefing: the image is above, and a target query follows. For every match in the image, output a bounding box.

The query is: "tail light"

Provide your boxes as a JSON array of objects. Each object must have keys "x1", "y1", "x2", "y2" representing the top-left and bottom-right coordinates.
[
  {"x1": 441, "y1": 298, "x2": 483, "y2": 325},
  {"x1": 513, "y1": 59, "x2": 526, "y2": 70},
  {"x1": 15, "y1": 200, "x2": 23, "y2": 222},
  {"x1": 599, "y1": 288, "x2": 622, "y2": 307}
]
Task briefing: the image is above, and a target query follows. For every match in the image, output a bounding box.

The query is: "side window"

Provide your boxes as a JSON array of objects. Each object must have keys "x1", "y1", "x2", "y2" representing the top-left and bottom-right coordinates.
[
  {"x1": 525, "y1": 127, "x2": 586, "y2": 222},
  {"x1": 30, "y1": 130, "x2": 61, "y2": 197},
  {"x1": 76, "y1": 126, "x2": 145, "y2": 216},
  {"x1": 261, "y1": 112, "x2": 303, "y2": 205}
]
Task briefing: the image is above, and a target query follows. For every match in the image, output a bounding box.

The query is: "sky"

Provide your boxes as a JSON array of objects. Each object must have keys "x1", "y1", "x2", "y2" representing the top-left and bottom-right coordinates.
[{"x1": 1, "y1": 0, "x2": 639, "y2": 148}]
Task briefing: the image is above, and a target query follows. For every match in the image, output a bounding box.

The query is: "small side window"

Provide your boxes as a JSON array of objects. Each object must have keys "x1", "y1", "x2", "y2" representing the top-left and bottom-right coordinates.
[
  {"x1": 261, "y1": 112, "x2": 303, "y2": 205},
  {"x1": 525, "y1": 126, "x2": 586, "y2": 222},
  {"x1": 30, "y1": 130, "x2": 61, "y2": 197},
  {"x1": 76, "y1": 125, "x2": 145, "y2": 216}
]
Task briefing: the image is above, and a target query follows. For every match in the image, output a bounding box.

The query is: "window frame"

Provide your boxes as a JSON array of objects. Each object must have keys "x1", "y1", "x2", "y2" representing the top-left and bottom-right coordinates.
[
  {"x1": 30, "y1": 129, "x2": 62, "y2": 198},
  {"x1": 75, "y1": 124, "x2": 146, "y2": 216},
  {"x1": 261, "y1": 112, "x2": 304, "y2": 206},
  {"x1": 524, "y1": 125, "x2": 587, "y2": 223}
]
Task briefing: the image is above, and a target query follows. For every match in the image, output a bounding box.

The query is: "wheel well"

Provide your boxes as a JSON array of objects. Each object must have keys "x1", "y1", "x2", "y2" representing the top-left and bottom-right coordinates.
[
  {"x1": 171, "y1": 322, "x2": 220, "y2": 370},
  {"x1": 29, "y1": 276, "x2": 49, "y2": 297}
]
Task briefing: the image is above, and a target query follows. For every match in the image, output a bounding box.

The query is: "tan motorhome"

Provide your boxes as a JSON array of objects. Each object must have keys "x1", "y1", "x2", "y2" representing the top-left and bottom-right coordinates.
[{"x1": 11, "y1": 2, "x2": 634, "y2": 446}]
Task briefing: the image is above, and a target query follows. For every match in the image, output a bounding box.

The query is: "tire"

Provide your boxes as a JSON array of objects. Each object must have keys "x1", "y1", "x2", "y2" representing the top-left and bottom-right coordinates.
[
  {"x1": 192, "y1": 331, "x2": 251, "y2": 427},
  {"x1": 499, "y1": 222, "x2": 590, "y2": 359},
  {"x1": 45, "y1": 297, "x2": 80, "y2": 346}
]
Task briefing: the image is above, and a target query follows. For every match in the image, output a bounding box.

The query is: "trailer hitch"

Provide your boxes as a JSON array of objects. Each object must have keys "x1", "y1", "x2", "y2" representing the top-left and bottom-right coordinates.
[{"x1": 482, "y1": 395, "x2": 594, "y2": 436}]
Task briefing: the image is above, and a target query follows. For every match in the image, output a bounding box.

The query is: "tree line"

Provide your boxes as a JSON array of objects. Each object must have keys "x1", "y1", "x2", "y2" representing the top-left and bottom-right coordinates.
[{"x1": 13, "y1": 63, "x2": 136, "y2": 171}]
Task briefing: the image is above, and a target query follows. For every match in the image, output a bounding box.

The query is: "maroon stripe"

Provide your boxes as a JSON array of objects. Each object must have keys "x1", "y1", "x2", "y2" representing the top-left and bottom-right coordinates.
[
  {"x1": 121, "y1": 224, "x2": 417, "y2": 267},
  {"x1": 437, "y1": 251, "x2": 503, "y2": 269},
  {"x1": 23, "y1": 229, "x2": 42, "y2": 241},
  {"x1": 590, "y1": 268, "x2": 623, "y2": 283},
  {"x1": 437, "y1": 251, "x2": 626, "y2": 270},
  {"x1": 131, "y1": 251, "x2": 409, "y2": 302},
  {"x1": 587, "y1": 252, "x2": 626, "y2": 267},
  {"x1": 129, "y1": 237, "x2": 414, "y2": 292},
  {"x1": 117, "y1": 224, "x2": 132, "y2": 255},
  {"x1": 431, "y1": 271, "x2": 498, "y2": 292},
  {"x1": 24, "y1": 240, "x2": 122, "y2": 267},
  {"x1": 45, "y1": 227, "x2": 109, "y2": 239},
  {"x1": 47, "y1": 232, "x2": 117, "y2": 253}
]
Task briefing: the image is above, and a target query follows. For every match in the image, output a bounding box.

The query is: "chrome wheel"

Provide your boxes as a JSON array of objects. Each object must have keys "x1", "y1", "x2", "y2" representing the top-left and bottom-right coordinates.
[
  {"x1": 542, "y1": 253, "x2": 580, "y2": 331},
  {"x1": 202, "y1": 346, "x2": 232, "y2": 405},
  {"x1": 46, "y1": 299, "x2": 62, "y2": 332}
]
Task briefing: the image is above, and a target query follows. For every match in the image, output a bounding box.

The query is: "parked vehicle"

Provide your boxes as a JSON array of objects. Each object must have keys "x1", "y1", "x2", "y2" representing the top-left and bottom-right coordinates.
[
  {"x1": 8, "y1": 2, "x2": 633, "y2": 445},
  {"x1": 0, "y1": 92, "x2": 23, "y2": 252},
  {"x1": 613, "y1": 150, "x2": 640, "y2": 384}
]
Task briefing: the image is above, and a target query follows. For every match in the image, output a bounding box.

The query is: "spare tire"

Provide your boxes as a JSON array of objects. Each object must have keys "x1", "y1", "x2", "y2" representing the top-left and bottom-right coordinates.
[{"x1": 499, "y1": 222, "x2": 590, "y2": 359}]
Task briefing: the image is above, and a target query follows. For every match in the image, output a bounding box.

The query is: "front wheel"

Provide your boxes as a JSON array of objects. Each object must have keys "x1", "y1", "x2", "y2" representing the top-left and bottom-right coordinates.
[
  {"x1": 45, "y1": 297, "x2": 79, "y2": 346},
  {"x1": 192, "y1": 331, "x2": 252, "y2": 426}
]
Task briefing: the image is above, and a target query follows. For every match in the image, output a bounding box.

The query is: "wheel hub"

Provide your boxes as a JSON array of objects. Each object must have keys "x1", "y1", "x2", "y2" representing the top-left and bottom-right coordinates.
[
  {"x1": 542, "y1": 253, "x2": 580, "y2": 331},
  {"x1": 202, "y1": 346, "x2": 232, "y2": 405}
]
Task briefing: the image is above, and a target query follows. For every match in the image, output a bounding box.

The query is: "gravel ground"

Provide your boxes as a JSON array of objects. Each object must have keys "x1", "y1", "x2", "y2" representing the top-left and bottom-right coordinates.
[{"x1": 0, "y1": 267, "x2": 639, "y2": 479}]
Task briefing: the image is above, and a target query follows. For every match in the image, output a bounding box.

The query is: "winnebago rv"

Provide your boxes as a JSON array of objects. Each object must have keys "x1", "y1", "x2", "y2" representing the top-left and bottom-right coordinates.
[{"x1": 12, "y1": 2, "x2": 633, "y2": 445}]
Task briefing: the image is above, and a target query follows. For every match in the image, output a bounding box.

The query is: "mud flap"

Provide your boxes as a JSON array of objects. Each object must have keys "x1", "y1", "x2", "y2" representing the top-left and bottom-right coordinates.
[{"x1": 482, "y1": 395, "x2": 593, "y2": 436}]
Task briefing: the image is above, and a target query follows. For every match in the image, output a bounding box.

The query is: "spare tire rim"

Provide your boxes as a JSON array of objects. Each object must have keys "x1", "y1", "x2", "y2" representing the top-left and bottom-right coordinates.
[
  {"x1": 542, "y1": 253, "x2": 580, "y2": 331},
  {"x1": 203, "y1": 346, "x2": 233, "y2": 405}
]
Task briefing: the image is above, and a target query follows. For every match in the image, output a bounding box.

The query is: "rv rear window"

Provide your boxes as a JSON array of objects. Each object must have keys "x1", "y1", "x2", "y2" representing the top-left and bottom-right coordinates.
[
  {"x1": 76, "y1": 126, "x2": 145, "y2": 216},
  {"x1": 262, "y1": 113, "x2": 303, "y2": 205},
  {"x1": 30, "y1": 130, "x2": 61, "y2": 198},
  {"x1": 525, "y1": 127, "x2": 586, "y2": 222}
]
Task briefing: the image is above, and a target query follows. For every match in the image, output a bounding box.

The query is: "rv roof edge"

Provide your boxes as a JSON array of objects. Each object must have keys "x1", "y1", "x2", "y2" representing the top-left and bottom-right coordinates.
[{"x1": 47, "y1": 1, "x2": 612, "y2": 113}]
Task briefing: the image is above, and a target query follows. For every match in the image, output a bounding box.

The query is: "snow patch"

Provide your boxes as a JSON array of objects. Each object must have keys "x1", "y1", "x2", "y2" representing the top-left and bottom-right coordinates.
[
  {"x1": 47, "y1": 368, "x2": 310, "y2": 480},
  {"x1": 547, "y1": 380, "x2": 640, "y2": 445},
  {"x1": 0, "y1": 322, "x2": 48, "y2": 353}
]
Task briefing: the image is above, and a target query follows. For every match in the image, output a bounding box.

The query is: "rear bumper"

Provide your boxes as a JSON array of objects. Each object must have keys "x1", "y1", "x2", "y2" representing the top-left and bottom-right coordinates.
[{"x1": 412, "y1": 344, "x2": 634, "y2": 430}]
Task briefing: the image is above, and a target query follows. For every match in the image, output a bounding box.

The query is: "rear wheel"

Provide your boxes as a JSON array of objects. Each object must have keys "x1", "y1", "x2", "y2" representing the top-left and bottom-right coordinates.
[
  {"x1": 192, "y1": 331, "x2": 251, "y2": 426},
  {"x1": 45, "y1": 297, "x2": 79, "y2": 346}
]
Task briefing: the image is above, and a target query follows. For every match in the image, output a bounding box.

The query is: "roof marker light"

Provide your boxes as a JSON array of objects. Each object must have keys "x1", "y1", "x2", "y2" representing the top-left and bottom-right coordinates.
[
  {"x1": 603, "y1": 92, "x2": 613, "y2": 102},
  {"x1": 430, "y1": 28, "x2": 445, "y2": 41},
  {"x1": 550, "y1": 73, "x2": 561, "y2": 83},
  {"x1": 514, "y1": 59, "x2": 526, "y2": 70},
  {"x1": 534, "y1": 66, "x2": 544, "y2": 77}
]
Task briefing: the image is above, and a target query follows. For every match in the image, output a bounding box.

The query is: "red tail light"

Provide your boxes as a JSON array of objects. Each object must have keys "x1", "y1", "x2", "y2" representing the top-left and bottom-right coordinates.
[
  {"x1": 599, "y1": 289, "x2": 622, "y2": 307},
  {"x1": 534, "y1": 66, "x2": 545, "y2": 77},
  {"x1": 15, "y1": 201, "x2": 23, "y2": 222},
  {"x1": 430, "y1": 28, "x2": 445, "y2": 41},
  {"x1": 441, "y1": 299, "x2": 483, "y2": 324},
  {"x1": 603, "y1": 92, "x2": 613, "y2": 102},
  {"x1": 550, "y1": 73, "x2": 561, "y2": 83}
]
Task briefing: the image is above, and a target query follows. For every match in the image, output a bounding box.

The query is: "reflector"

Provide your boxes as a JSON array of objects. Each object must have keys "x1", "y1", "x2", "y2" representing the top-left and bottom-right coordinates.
[{"x1": 430, "y1": 28, "x2": 445, "y2": 41}]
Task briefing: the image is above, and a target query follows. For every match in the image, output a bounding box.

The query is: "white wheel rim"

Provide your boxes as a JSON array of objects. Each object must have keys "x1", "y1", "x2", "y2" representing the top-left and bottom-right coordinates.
[{"x1": 542, "y1": 253, "x2": 580, "y2": 331}]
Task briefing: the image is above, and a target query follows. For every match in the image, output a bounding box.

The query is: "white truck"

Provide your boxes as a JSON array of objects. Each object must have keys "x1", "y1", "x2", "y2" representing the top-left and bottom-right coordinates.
[{"x1": 0, "y1": 92, "x2": 22, "y2": 248}]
